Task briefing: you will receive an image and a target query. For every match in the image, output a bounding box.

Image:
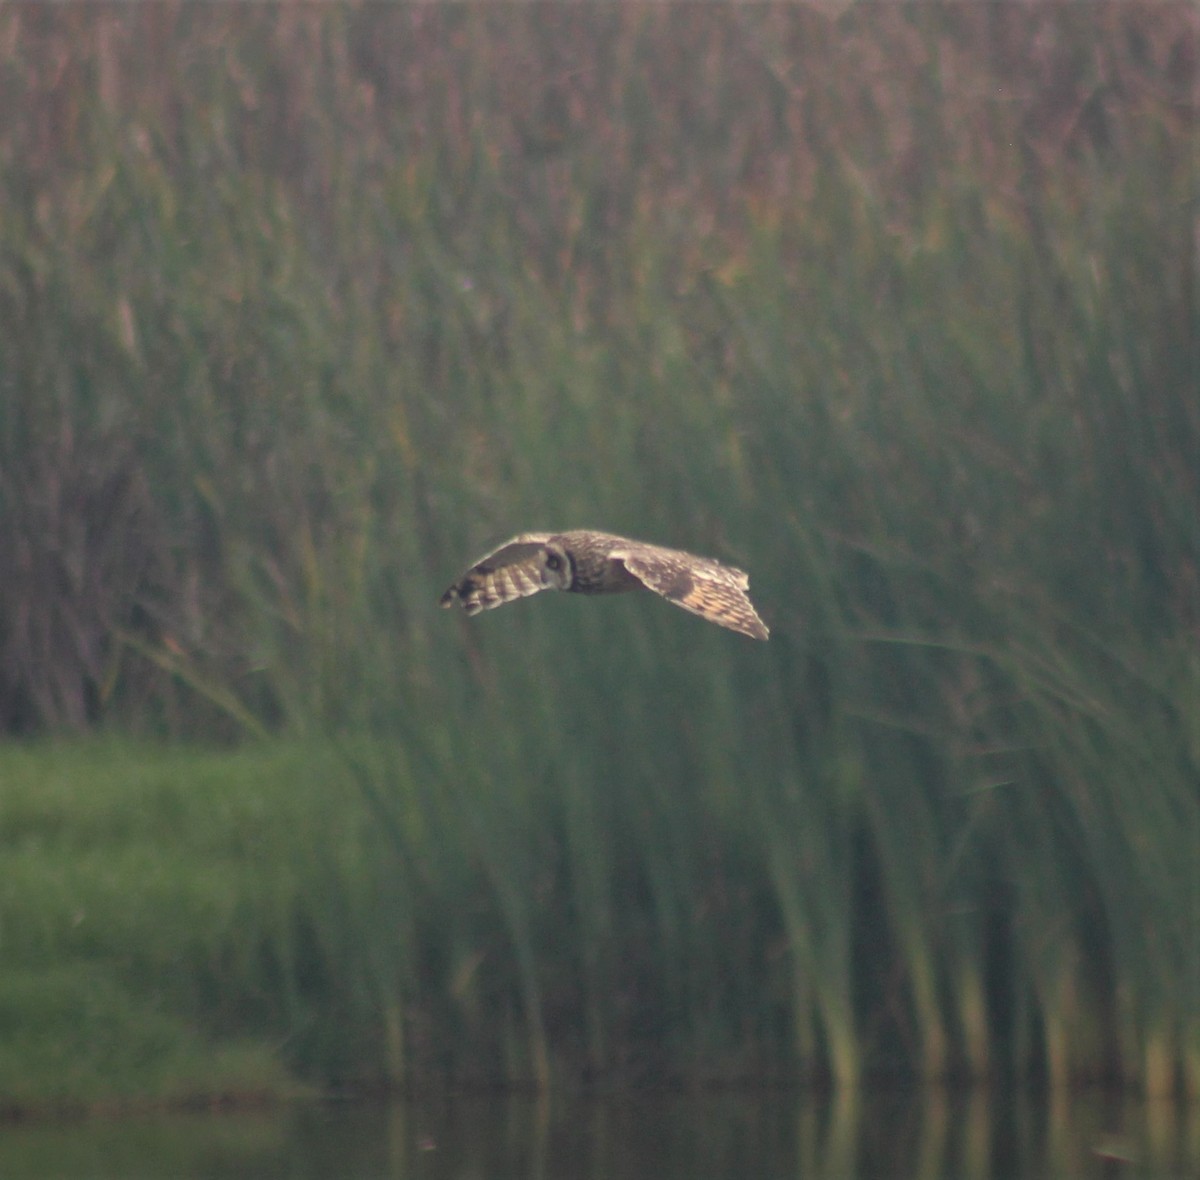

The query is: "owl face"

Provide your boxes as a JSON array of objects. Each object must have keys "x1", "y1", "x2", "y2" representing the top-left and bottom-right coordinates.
[{"x1": 538, "y1": 541, "x2": 573, "y2": 591}]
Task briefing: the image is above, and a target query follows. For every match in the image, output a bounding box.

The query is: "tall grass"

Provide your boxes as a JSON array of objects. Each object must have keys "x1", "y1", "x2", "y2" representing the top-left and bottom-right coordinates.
[{"x1": 0, "y1": 3, "x2": 1196, "y2": 1098}]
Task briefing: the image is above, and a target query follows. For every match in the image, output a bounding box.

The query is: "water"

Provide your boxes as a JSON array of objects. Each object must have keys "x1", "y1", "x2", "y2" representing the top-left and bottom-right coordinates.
[{"x1": 1, "y1": 1089, "x2": 1196, "y2": 1178}]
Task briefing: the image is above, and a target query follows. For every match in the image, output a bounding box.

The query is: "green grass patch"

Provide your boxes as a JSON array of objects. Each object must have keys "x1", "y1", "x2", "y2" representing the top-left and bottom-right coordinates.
[
  {"x1": 0, "y1": 741, "x2": 353, "y2": 1110},
  {"x1": 0, "y1": 966, "x2": 292, "y2": 1111}
]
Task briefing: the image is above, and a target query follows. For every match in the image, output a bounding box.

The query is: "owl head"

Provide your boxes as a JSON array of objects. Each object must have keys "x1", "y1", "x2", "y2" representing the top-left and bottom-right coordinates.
[{"x1": 537, "y1": 540, "x2": 573, "y2": 591}]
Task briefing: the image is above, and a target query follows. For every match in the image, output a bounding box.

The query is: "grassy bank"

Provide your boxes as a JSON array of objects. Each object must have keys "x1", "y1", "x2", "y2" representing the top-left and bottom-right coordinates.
[
  {"x1": 2, "y1": 728, "x2": 1197, "y2": 1109},
  {"x1": 0, "y1": 5, "x2": 1196, "y2": 1106},
  {"x1": 0, "y1": 742, "x2": 335, "y2": 1110}
]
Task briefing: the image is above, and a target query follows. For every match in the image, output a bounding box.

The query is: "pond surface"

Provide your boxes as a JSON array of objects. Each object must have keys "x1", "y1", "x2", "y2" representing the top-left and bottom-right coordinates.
[{"x1": 1, "y1": 1088, "x2": 1196, "y2": 1178}]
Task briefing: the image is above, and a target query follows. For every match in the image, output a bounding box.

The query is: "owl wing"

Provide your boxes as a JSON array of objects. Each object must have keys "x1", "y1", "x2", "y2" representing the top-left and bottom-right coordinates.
[
  {"x1": 438, "y1": 534, "x2": 557, "y2": 615},
  {"x1": 613, "y1": 545, "x2": 770, "y2": 640}
]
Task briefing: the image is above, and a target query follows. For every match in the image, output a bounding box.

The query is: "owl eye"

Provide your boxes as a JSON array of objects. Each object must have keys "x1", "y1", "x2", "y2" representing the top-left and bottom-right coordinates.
[{"x1": 545, "y1": 552, "x2": 563, "y2": 572}]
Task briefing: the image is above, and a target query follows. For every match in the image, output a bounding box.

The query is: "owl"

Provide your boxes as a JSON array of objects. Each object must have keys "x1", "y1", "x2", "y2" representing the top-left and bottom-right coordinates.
[{"x1": 439, "y1": 530, "x2": 769, "y2": 640}]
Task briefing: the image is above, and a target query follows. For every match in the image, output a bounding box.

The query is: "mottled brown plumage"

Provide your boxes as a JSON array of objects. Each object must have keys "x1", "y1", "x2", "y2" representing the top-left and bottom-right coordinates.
[{"x1": 439, "y1": 530, "x2": 769, "y2": 640}]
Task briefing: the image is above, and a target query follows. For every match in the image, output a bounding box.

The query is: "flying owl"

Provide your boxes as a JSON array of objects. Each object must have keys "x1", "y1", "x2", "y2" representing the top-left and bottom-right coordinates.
[{"x1": 439, "y1": 530, "x2": 769, "y2": 640}]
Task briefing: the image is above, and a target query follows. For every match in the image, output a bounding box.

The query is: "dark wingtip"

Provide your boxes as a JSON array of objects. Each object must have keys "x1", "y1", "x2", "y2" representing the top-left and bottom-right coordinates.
[{"x1": 438, "y1": 587, "x2": 458, "y2": 609}]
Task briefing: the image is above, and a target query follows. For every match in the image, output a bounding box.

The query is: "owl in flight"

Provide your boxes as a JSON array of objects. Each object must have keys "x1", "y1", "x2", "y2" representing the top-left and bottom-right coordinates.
[{"x1": 439, "y1": 530, "x2": 769, "y2": 640}]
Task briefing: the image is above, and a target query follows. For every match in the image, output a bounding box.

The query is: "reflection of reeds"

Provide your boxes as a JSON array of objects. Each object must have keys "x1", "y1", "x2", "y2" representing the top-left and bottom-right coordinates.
[{"x1": 0, "y1": 4, "x2": 1196, "y2": 1096}]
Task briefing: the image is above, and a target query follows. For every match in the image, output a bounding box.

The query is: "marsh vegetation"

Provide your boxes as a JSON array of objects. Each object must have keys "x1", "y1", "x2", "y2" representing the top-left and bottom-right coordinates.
[{"x1": 0, "y1": 4, "x2": 1195, "y2": 1108}]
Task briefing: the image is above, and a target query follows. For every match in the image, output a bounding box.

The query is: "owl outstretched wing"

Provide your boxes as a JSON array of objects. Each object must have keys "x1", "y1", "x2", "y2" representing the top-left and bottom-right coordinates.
[
  {"x1": 438, "y1": 534, "x2": 557, "y2": 615},
  {"x1": 614, "y1": 545, "x2": 769, "y2": 640}
]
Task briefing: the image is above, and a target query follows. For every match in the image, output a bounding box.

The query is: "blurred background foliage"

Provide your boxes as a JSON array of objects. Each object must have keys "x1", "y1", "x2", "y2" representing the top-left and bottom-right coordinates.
[{"x1": 0, "y1": 2, "x2": 1196, "y2": 1099}]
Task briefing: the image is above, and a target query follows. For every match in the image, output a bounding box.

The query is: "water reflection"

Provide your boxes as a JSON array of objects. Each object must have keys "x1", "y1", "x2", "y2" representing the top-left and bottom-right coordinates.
[{"x1": 1, "y1": 1088, "x2": 1195, "y2": 1178}]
